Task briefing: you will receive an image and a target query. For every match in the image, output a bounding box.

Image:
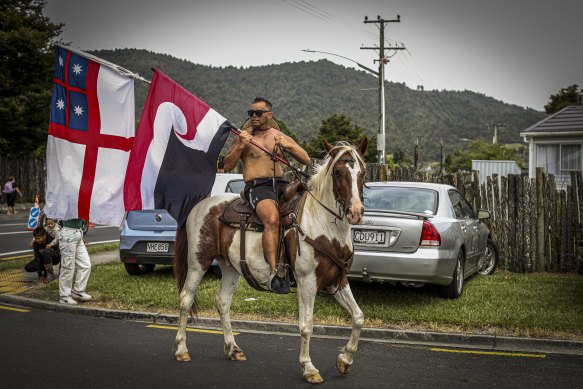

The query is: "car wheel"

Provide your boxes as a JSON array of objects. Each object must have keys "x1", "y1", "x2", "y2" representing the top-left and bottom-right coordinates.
[
  {"x1": 478, "y1": 239, "x2": 498, "y2": 276},
  {"x1": 124, "y1": 263, "x2": 155, "y2": 275},
  {"x1": 440, "y1": 250, "x2": 465, "y2": 299}
]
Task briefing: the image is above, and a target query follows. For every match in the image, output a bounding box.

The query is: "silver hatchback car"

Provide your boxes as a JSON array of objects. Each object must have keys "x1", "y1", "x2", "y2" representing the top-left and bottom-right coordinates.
[
  {"x1": 349, "y1": 182, "x2": 498, "y2": 298},
  {"x1": 120, "y1": 173, "x2": 244, "y2": 275}
]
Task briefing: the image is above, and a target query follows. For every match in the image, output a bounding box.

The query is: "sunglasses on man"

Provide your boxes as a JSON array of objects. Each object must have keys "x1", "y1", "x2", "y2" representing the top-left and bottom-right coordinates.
[{"x1": 247, "y1": 109, "x2": 271, "y2": 118}]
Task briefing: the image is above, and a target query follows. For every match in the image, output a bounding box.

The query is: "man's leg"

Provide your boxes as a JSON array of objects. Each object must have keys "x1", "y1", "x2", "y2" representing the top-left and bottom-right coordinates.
[
  {"x1": 72, "y1": 239, "x2": 91, "y2": 296},
  {"x1": 58, "y1": 228, "x2": 77, "y2": 303},
  {"x1": 40, "y1": 249, "x2": 56, "y2": 283},
  {"x1": 255, "y1": 199, "x2": 288, "y2": 293},
  {"x1": 33, "y1": 253, "x2": 44, "y2": 279},
  {"x1": 255, "y1": 199, "x2": 279, "y2": 273}
]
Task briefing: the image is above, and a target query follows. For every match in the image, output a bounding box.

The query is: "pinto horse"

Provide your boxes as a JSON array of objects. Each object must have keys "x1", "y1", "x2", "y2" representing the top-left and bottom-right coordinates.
[{"x1": 172, "y1": 138, "x2": 368, "y2": 384}]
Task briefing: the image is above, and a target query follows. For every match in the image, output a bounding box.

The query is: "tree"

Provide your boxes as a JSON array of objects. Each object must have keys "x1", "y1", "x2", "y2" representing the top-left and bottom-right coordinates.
[
  {"x1": 544, "y1": 84, "x2": 581, "y2": 114},
  {"x1": 392, "y1": 147, "x2": 412, "y2": 167},
  {"x1": 305, "y1": 114, "x2": 377, "y2": 162},
  {"x1": 444, "y1": 139, "x2": 519, "y2": 171},
  {"x1": 0, "y1": 0, "x2": 63, "y2": 157}
]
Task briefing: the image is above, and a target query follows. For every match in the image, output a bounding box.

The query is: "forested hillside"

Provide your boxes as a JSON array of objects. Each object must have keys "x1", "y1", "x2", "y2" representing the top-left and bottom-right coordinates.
[{"x1": 93, "y1": 48, "x2": 546, "y2": 160}]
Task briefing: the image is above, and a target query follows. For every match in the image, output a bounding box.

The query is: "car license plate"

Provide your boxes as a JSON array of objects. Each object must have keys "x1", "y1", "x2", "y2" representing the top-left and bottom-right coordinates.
[
  {"x1": 353, "y1": 230, "x2": 386, "y2": 245},
  {"x1": 147, "y1": 242, "x2": 169, "y2": 253}
]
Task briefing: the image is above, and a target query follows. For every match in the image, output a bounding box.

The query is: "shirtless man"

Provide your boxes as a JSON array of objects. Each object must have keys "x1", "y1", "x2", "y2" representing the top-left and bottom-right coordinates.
[{"x1": 223, "y1": 97, "x2": 310, "y2": 293}]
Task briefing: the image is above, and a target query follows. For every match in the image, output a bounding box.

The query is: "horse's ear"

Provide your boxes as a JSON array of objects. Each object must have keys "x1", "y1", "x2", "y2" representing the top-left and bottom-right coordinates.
[
  {"x1": 323, "y1": 139, "x2": 335, "y2": 155},
  {"x1": 357, "y1": 137, "x2": 369, "y2": 156}
]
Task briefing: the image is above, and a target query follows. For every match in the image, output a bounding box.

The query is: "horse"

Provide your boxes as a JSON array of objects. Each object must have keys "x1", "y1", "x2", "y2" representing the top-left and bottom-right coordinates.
[{"x1": 172, "y1": 137, "x2": 368, "y2": 384}]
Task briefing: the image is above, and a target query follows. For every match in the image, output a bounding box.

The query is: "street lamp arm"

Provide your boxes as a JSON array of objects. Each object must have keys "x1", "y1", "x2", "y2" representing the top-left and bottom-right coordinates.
[{"x1": 302, "y1": 49, "x2": 379, "y2": 77}]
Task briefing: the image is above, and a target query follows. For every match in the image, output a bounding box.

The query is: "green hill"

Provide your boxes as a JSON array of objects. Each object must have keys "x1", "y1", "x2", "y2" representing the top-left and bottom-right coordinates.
[{"x1": 92, "y1": 48, "x2": 546, "y2": 160}]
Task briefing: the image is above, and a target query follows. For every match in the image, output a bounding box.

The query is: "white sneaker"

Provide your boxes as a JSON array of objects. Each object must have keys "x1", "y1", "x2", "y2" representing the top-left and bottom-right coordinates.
[
  {"x1": 60, "y1": 296, "x2": 78, "y2": 305},
  {"x1": 71, "y1": 290, "x2": 92, "y2": 301}
]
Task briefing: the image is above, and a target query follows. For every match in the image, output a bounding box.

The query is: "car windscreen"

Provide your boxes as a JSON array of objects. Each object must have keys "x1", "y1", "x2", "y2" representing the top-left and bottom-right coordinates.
[
  {"x1": 363, "y1": 186, "x2": 437, "y2": 214},
  {"x1": 225, "y1": 179, "x2": 245, "y2": 194}
]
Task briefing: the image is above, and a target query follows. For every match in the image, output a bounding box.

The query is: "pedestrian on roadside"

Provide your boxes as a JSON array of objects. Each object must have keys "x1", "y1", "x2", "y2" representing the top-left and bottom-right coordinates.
[
  {"x1": 25, "y1": 226, "x2": 60, "y2": 283},
  {"x1": 58, "y1": 218, "x2": 92, "y2": 305},
  {"x1": 3, "y1": 176, "x2": 23, "y2": 215}
]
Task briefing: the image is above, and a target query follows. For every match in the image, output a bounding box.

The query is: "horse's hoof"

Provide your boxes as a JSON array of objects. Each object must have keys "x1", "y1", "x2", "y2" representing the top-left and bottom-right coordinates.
[
  {"x1": 175, "y1": 353, "x2": 191, "y2": 362},
  {"x1": 336, "y1": 357, "x2": 351, "y2": 374},
  {"x1": 229, "y1": 349, "x2": 247, "y2": 361},
  {"x1": 304, "y1": 372, "x2": 324, "y2": 384}
]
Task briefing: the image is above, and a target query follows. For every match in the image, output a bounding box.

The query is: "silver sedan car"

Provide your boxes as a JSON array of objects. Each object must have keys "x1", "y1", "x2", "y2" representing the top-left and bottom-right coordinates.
[{"x1": 349, "y1": 182, "x2": 498, "y2": 298}]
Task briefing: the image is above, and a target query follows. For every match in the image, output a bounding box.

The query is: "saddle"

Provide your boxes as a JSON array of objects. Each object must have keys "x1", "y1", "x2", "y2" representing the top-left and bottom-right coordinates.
[
  {"x1": 219, "y1": 179, "x2": 307, "y2": 231},
  {"x1": 218, "y1": 180, "x2": 307, "y2": 292}
]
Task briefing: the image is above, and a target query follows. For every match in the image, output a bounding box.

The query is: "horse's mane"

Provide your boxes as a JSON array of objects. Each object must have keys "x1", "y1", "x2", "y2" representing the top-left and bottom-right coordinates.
[{"x1": 304, "y1": 141, "x2": 366, "y2": 215}]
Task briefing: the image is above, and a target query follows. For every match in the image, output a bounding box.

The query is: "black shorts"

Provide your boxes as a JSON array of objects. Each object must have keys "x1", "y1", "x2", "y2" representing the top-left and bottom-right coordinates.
[
  {"x1": 5, "y1": 193, "x2": 16, "y2": 207},
  {"x1": 243, "y1": 178, "x2": 289, "y2": 209}
]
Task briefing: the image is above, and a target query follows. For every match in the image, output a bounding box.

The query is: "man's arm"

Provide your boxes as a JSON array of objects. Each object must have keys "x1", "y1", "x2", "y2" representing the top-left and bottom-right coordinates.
[
  {"x1": 223, "y1": 131, "x2": 252, "y2": 172},
  {"x1": 275, "y1": 133, "x2": 311, "y2": 166}
]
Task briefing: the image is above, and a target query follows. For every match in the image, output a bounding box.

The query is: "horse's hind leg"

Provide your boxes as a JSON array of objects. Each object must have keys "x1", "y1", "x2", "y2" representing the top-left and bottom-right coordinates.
[
  {"x1": 297, "y1": 274, "x2": 323, "y2": 384},
  {"x1": 328, "y1": 283, "x2": 364, "y2": 374},
  {"x1": 215, "y1": 260, "x2": 246, "y2": 361},
  {"x1": 173, "y1": 268, "x2": 206, "y2": 362}
]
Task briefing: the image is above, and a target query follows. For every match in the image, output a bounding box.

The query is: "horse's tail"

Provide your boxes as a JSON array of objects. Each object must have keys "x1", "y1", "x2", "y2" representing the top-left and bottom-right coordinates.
[
  {"x1": 173, "y1": 224, "x2": 189, "y2": 293},
  {"x1": 173, "y1": 224, "x2": 199, "y2": 318}
]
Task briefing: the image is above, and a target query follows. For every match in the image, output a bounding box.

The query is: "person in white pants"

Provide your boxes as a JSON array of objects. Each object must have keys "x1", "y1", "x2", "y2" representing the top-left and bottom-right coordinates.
[{"x1": 58, "y1": 219, "x2": 92, "y2": 305}]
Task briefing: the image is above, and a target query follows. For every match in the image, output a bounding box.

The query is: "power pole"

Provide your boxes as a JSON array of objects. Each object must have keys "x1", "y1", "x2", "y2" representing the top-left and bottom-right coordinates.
[
  {"x1": 362, "y1": 15, "x2": 405, "y2": 164},
  {"x1": 488, "y1": 123, "x2": 505, "y2": 144}
]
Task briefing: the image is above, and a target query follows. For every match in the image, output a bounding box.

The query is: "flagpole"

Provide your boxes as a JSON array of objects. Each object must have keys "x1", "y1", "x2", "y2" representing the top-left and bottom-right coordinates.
[{"x1": 54, "y1": 43, "x2": 151, "y2": 84}]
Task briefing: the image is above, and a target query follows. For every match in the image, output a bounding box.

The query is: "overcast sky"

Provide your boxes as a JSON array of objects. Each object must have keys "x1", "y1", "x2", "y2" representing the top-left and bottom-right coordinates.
[{"x1": 44, "y1": 0, "x2": 582, "y2": 111}]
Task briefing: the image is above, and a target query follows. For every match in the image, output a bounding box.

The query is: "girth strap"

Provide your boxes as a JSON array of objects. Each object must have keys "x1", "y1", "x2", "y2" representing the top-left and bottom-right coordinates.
[
  {"x1": 303, "y1": 235, "x2": 353, "y2": 277},
  {"x1": 291, "y1": 216, "x2": 352, "y2": 277},
  {"x1": 239, "y1": 213, "x2": 268, "y2": 292}
]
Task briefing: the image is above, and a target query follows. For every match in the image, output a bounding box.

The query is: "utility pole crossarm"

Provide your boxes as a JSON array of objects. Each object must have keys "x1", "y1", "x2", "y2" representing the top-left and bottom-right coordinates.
[{"x1": 360, "y1": 46, "x2": 406, "y2": 51}]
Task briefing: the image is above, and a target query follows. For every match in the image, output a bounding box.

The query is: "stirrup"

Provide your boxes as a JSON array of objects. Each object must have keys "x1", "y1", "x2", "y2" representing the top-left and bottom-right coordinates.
[{"x1": 267, "y1": 270, "x2": 290, "y2": 294}]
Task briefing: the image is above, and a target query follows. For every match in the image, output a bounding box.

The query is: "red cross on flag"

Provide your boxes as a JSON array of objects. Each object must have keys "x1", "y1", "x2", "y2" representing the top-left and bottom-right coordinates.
[{"x1": 45, "y1": 45, "x2": 135, "y2": 227}]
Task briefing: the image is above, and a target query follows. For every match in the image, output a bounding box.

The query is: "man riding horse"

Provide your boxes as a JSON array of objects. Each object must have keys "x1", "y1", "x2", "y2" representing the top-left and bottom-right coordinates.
[{"x1": 223, "y1": 97, "x2": 310, "y2": 293}]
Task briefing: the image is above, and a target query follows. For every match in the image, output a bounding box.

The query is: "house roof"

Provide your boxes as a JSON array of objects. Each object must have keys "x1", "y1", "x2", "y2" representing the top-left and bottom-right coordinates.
[{"x1": 521, "y1": 105, "x2": 583, "y2": 137}]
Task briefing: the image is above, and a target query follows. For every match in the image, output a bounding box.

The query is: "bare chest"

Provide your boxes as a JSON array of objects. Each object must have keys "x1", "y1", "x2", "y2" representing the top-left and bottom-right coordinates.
[{"x1": 243, "y1": 130, "x2": 279, "y2": 159}]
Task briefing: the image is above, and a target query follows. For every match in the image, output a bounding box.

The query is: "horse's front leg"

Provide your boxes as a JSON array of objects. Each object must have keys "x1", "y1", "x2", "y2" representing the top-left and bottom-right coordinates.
[
  {"x1": 215, "y1": 260, "x2": 246, "y2": 361},
  {"x1": 328, "y1": 282, "x2": 364, "y2": 374},
  {"x1": 297, "y1": 273, "x2": 323, "y2": 384},
  {"x1": 173, "y1": 268, "x2": 206, "y2": 361}
]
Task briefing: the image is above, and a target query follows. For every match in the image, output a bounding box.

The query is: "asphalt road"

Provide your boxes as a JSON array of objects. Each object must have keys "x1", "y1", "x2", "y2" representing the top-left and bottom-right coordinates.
[
  {"x1": 0, "y1": 213, "x2": 120, "y2": 260},
  {"x1": 1, "y1": 303, "x2": 582, "y2": 388}
]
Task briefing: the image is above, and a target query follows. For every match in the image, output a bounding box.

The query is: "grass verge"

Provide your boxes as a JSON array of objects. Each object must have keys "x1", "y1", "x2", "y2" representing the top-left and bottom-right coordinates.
[{"x1": 20, "y1": 254, "x2": 583, "y2": 341}]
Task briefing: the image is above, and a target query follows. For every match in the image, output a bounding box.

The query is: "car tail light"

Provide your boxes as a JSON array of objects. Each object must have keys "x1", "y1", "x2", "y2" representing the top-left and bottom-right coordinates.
[{"x1": 420, "y1": 220, "x2": 441, "y2": 246}]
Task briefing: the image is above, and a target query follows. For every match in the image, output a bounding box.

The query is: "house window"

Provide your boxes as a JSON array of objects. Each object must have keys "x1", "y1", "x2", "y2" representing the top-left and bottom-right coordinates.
[{"x1": 536, "y1": 144, "x2": 582, "y2": 185}]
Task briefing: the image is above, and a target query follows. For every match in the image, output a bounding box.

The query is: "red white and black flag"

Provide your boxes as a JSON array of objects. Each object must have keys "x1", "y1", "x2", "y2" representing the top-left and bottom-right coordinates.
[{"x1": 124, "y1": 69, "x2": 231, "y2": 227}]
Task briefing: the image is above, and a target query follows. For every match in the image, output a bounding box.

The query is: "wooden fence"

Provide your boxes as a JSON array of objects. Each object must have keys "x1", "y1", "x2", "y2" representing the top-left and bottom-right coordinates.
[
  {"x1": 365, "y1": 163, "x2": 583, "y2": 275},
  {"x1": 2, "y1": 157, "x2": 582, "y2": 274}
]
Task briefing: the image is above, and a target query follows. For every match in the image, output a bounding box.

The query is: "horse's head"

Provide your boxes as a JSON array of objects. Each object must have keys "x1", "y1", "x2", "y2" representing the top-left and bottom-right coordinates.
[{"x1": 323, "y1": 137, "x2": 368, "y2": 225}]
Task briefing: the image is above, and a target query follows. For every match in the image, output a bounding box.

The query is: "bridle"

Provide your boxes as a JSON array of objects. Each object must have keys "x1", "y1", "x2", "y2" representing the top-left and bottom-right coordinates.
[{"x1": 281, "y1": 146, "x2": 363, "y2": 223}]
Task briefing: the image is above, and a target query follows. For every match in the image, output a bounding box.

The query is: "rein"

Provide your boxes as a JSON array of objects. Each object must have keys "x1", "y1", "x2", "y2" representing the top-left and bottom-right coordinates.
[
  {"x1": 289, "y1": 213, "x2": 353, "y2": 283},
  {"x1": 286, "y1": 147, "x2": 361, "y2": 281},
  {"x1": 281, "y1": 148, "x2": 345, "y2": 222}
]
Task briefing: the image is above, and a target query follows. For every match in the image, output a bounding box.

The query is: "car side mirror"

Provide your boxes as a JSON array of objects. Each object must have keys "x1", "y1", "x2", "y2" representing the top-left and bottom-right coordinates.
[{"x1": 477, "y1": 209, "x2": 491, "y2": 220}]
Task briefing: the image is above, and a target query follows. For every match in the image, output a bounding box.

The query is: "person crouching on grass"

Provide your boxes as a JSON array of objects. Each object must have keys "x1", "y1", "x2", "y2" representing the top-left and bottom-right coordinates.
[{"x1": 26, "y1": 227, "x2": 60, "y2": 284}]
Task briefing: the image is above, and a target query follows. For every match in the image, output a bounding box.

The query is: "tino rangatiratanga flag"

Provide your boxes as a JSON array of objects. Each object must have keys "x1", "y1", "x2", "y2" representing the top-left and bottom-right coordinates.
[{"x1": 124, "y1": 69, "x2": 232, "y2": 227}]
